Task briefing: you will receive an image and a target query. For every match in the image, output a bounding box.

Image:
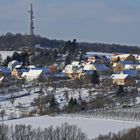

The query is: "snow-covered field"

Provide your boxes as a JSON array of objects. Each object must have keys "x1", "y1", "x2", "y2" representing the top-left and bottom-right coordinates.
[{"x1": 3, "y1": 116, "x2": 140, "y2": 139}]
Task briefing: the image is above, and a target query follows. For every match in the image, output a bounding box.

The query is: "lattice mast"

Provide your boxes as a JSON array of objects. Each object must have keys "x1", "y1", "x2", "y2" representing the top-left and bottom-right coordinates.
[{"x1": 28, "y1": 3, "x2": 35, "y2": 36}]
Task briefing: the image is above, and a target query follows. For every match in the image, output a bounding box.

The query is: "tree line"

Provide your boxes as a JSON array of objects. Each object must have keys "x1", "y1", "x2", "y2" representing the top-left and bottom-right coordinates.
[
  {"x1": 0, "y1": 33, "x2": 64, "y2": 50},
  {"x1": 0, "y1": 123, "x2": 139, "y2": 140},
  {"x1": 0, "y1": 123, "x2": 88, "y2": 140},
  {"x1": 0, "y1": 33, "x2": 139, "y2": 54},
  {"x1": 95, "y1": 126, "x2": 140, "y2": 140}
]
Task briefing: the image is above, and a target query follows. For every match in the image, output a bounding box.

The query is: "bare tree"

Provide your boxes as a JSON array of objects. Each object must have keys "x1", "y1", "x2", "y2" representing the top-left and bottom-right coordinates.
[
  {"x1": 63, "y1": 90, "x2": 69, "y2": 102},
  {"x1": 0, "y1": 123, "x2": 88, "y2": 140}
]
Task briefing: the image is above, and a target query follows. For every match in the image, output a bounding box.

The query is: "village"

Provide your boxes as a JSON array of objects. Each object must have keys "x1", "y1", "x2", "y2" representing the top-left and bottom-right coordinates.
[
  {"x1": 1, "y1": 0, "x2": 140, "y2": 139},
  {"x1": 0, "y1": 50, "x2": 139, "y2": 121}
]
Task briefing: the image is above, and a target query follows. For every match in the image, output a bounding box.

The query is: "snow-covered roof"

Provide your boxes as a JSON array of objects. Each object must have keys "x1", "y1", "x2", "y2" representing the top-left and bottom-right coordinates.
[
  {"x1": 0, "y1": 67, "x2": 11, "y2": 74},
  {"x1": 112, "y1": 54, "x2": 131, "y2": 59},
  {"x1": 43, "y1": 67, "x2": 51, "y2": 73},
  {"x1": 122, "y1": 70, "x2": 138, "y2": 77},
  {"x1": 26, "y1": 69, "x2": 43, "y2": 78},
  {"x1": 9, "y1": 60, "x2": 18, "y2": 65},
  {"x1": 110, "y1": 74, "x2": 129, "y2": 79},
  {"x1": 15, "y1": 64, "x2": 22, "y2": 68},
  {"x1": 93, "y1": 64, "x2": 109, "y2": 71},
  {"x1": 83, "y1": 64, "x2": 109, "y2": 71},
  {"x1": 118, "y1": 54, "x2": 131, "y2": 58},
  {"x1": 21, "y1": 72, "x2": 29, "y2": 78},
  {"x1": 31, "y1": 67, "x2": 51, "y2": 73},
  {"x1": 8, "y1": 60, "x2": 22, "y2": 70}
]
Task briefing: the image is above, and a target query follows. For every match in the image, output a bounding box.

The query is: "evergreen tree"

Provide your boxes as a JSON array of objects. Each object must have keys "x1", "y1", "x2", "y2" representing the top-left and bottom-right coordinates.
[
  {"x1": 80, "y1": 100, "x2": 87, "y2": 111},
  {"x1": 67, "y1": 97, "x2": 74, "y2": 112},
  {"x1": 67, "y1": 98, "x2": 80, "y2": 113},
  {"x1": 90, "y1": 70, "x2": 100, "y2": 87},
  {"x1": 20, "y1": 52, "x2": 29, "y2": 66},
  {"x1": 12, "y1": 52, "x2": 21, "y2": 62}
]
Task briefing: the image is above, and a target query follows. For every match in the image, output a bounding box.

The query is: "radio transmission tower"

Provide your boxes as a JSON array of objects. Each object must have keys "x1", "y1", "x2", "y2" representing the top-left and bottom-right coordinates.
[{"x1": 28, "y1": 3, "x2": 35, "y2": 36}]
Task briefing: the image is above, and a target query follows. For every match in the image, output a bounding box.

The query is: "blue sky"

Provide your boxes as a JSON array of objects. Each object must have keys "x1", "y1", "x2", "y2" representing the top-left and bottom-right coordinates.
[{"x1": 0, "y1": 0, "x2": 140, "y2": 46}]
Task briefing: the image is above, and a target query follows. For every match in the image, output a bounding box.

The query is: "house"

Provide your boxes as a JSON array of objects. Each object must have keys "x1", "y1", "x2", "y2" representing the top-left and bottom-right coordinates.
[
  {"x1": 111, "y1": 54, "x2": 135, "y2": 63},
  {"x1": 25, "y1": 69, "x2": 43, "y2": 81},
  {"x1": 8, "y1": 60, "x2": 22, "y2": 70},
  {"x1": 113, "y1": 61, "x2": 138, "y2": 73},
  {"x1": 24, "y1": 67, "x2": 52, "y2": 81},
  {"x1": 136, "y1": 64, "x2": 140, "y2": 70},
  {"x1": 49, "y1": 66, "x2": 57, "y2": 73},
  {"x1": 110, "y1": 73, "x2": 135, "y2": 86},
  {"x1": 63, "y1": 64, "x2": 82, "y2": 78},
  {"x1": 63, "y1": 61, "x2": 82, "y2": 78},
  {"x1": 11, "y1": 68, "x2": 28, "y2": 79}
]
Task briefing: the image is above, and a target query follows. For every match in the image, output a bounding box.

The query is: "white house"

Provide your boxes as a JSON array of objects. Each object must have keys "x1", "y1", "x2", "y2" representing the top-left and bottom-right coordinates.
[
  {"x1": 25, "y1": 69, "x2": 43, "y2": 81},
  {"x1": 25, "y1": 67, "x2": 51, "y2": 81}
]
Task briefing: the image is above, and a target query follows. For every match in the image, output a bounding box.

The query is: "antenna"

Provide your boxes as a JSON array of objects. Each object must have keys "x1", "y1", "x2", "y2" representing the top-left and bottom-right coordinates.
[{"x1": 28, "y1": 3, "x2": 35, "y2": 36}]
